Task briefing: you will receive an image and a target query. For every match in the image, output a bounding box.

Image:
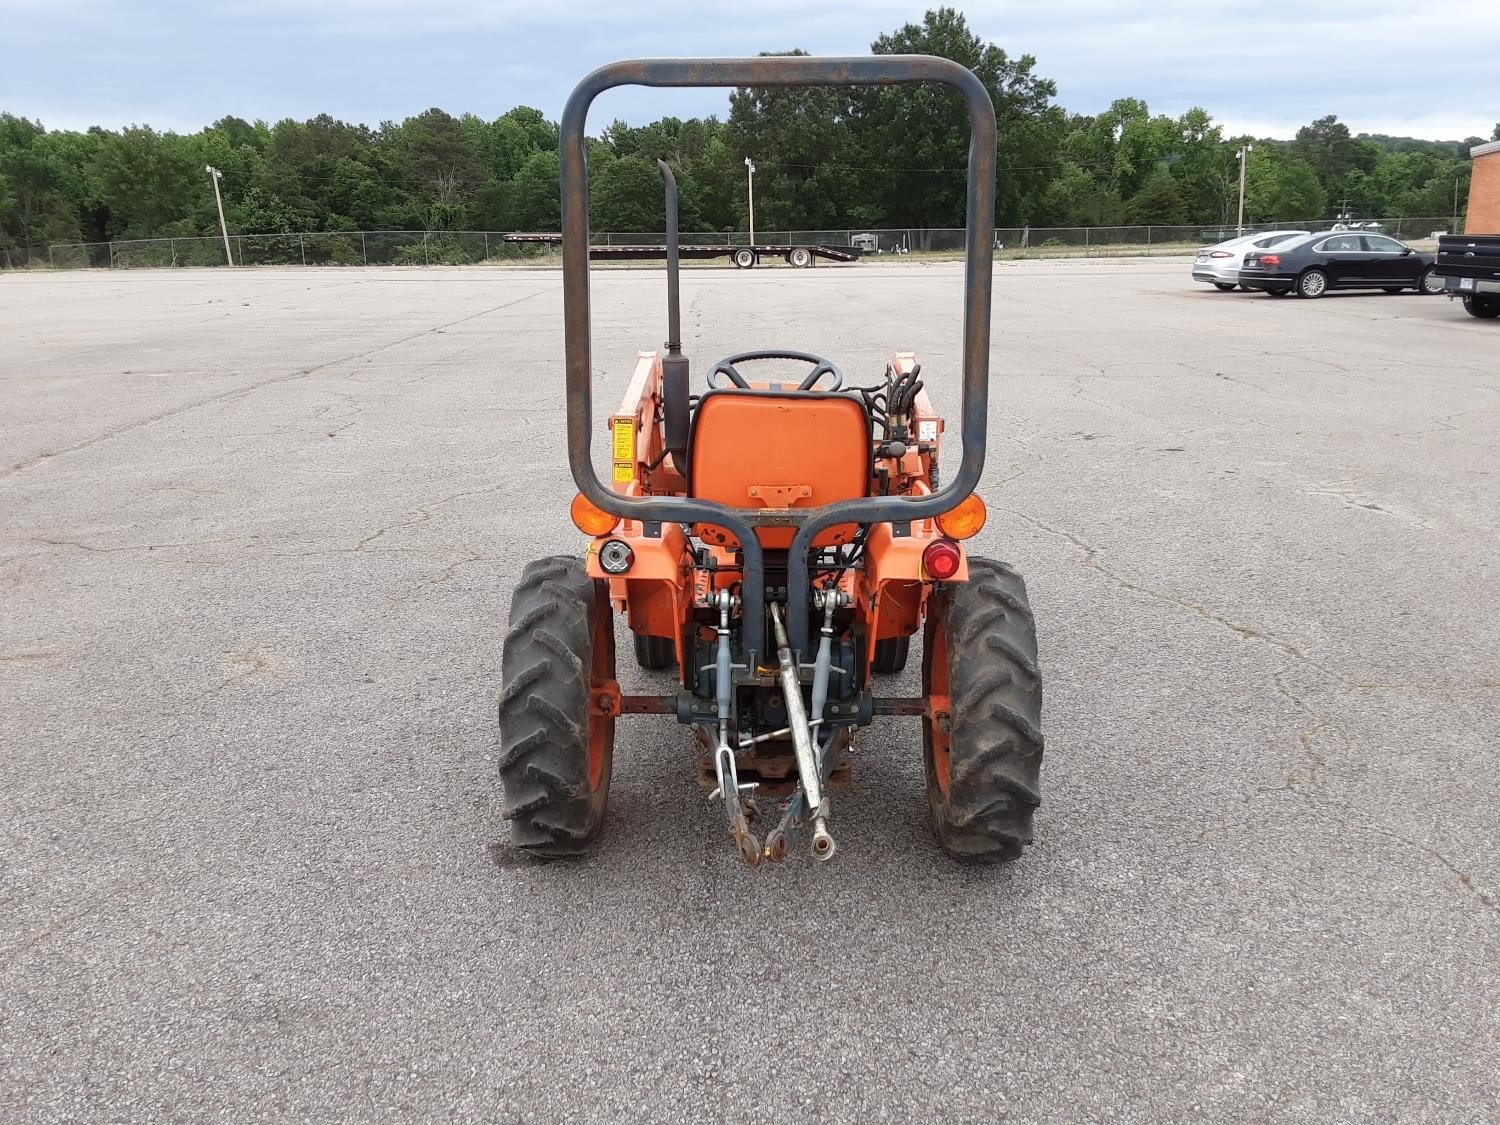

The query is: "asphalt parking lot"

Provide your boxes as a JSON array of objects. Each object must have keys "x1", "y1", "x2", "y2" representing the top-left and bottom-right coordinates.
[{"x1": 2, "y1": 258, "x2": 1497, "y2": 1123}]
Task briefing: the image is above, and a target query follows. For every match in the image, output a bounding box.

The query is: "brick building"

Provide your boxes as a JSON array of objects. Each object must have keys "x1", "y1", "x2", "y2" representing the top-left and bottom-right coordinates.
[{"x1": 1466, "y1": 139, "x2": 1500, "y2": 232}]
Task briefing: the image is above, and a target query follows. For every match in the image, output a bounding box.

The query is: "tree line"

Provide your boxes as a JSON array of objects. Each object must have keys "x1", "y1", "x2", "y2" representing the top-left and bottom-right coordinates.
[{"x1": 3, "y1": 7, "x2": 1496, "y2": 260}]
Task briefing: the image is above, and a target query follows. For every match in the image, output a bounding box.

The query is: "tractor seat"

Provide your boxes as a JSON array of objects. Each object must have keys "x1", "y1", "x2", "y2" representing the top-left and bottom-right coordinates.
[{"x1": 687, "y1": 388, "x2": 870, "y2": 549}]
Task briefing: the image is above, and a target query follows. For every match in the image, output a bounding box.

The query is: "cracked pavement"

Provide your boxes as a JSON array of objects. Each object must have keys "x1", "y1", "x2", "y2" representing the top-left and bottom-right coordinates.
[{"x1": 2, "y1": 261, "x2": 1498, "y2": 1123}]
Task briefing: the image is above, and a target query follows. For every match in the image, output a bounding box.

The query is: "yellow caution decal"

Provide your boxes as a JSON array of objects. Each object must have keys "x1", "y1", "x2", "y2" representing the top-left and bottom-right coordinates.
[{"x1": 611, "y1": 417, "x2": 636, "y2": 483}]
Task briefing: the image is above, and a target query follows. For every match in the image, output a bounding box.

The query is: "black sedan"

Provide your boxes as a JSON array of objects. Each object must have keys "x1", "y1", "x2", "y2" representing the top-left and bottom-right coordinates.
[{"x1": 1239, "y1": 231, "x2": 1444, "y2": 298}]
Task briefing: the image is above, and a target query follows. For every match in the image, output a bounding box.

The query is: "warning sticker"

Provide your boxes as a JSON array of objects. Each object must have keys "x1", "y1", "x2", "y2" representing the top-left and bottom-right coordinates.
[{"x1": 611, "y1": 418, "x2": 635, "y2": 462}]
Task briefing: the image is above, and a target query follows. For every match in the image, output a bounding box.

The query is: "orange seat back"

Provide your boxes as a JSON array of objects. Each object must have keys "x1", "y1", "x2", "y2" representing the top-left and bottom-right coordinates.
[{"x1": 688, "y1": 390, "x2": 869, "y2": 549}]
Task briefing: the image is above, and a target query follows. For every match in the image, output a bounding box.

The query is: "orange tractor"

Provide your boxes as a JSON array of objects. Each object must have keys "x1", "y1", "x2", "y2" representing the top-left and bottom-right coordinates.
[{"x1": 499, "y1": 55, "x2": 1044, "y2": 866}]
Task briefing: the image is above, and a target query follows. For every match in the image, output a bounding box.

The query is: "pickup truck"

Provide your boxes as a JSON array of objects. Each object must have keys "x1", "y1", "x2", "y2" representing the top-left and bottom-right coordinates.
[{"x1": 1433, "y1": 233, "x2": 1500, "y2": 319}]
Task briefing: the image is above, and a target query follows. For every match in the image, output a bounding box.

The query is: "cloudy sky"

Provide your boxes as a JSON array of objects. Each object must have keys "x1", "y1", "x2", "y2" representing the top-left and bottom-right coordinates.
[{"x1": 3, "y1": 0, "x2": 1497, "y2": 141}]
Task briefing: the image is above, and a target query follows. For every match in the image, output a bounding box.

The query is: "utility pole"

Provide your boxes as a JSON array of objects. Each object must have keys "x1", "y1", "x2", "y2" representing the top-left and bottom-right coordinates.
[
  {"x1": 744, "y1": 157, "x2": 756, "y2": 246},
  {"x1": 1236, "y1": 143, "x2": 1252, "y2": 236},
  {"x1": 205, "y1": 165, "x2": 233, "y2": 265},
  {"x1": 1454, "y1": 176, "x2": 1464, "y2": 231}
]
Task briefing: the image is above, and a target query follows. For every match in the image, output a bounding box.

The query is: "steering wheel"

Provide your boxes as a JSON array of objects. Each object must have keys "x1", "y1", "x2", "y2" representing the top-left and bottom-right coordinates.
[{"x1": 707, "y1": 349, "x2": 844, "y2": 391}]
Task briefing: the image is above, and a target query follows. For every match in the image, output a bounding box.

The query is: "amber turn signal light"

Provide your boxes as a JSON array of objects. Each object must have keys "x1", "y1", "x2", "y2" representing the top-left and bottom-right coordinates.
[
  {"x1": 935, "y1": 494, "x2": 986, "y2": 540},
  {"x1": 570, "y1": 493, "x2": 619, "y2": 536}
]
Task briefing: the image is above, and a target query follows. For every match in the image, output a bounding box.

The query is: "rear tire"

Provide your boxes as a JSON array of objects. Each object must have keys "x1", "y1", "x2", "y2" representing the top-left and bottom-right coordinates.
[
  {"x1": 1213, "y1": 282, "x2": 1236, "y2": 292},
  {"x1": 1265, "y1": 287, "x2": 1290, "y2": 297},
  {"x1": 922, "y1": 558, "x2": 1044, "y2": 863},
  {"x1": 633, "y1": 633, "x2": 676, "y2": 671},
  {"x1": 788, "y1": 247, "x2": 813, "y2": 268},
  {"x1": 732, "y1": 248, "x2": 756, "y2": 269},
  {"x1": 1464, "y1": 294, "x2": 1500, "y2": 319},
  {"x1": 871, "y1": 635, "x2": 910, "y2": 675},
  {"x1": 1297, "y1": 268, "x2": 1328, "y2": 298},
  {"x1": 498, "y1": 556, "x2": 616, "y2": 857}
]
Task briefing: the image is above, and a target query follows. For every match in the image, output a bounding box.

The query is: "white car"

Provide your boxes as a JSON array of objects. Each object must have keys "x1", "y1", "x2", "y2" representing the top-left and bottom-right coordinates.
[{"x1": 1193, "y1": 230, "x2": 1310, "y2": 291}]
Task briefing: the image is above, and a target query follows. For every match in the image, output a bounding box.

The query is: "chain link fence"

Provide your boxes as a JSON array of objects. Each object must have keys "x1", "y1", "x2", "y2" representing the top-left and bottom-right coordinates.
[
  {"x1": 15, "y1": 217, "x2": 1458, "y2": 271},
  {"x1": 37, "y1": 230, "x2": 560, "y2": 270}
]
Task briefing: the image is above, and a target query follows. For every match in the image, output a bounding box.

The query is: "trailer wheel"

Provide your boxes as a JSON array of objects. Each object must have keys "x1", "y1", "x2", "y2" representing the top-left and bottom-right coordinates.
[
  {"x1": 732, "y1": 248, "x2": 757, "y2": 269},
  {"x1": 788, "y1": 247, "x2": 813, "y2": 268},
  {"x1": 498, "y1": 555, "x2": 615, "y2": 857},
  {"x1": 922, "y1": 557, "x2": 1043, "y2": 863}
]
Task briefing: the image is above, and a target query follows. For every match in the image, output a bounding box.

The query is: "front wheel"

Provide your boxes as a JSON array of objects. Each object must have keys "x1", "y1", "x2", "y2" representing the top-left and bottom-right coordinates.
[
  {"x1": 498, "y1": 556, "x2": 616, "y2": 857},
  {"x1": 633, "y1": 633, "x2": 676, "y2": 671},
  {"x1": 1418, "y1": 267, "x2": 1444, "y2": 295},
  {"x1": 922, "y1": 558, "x2": 1044, "y2": 863},
  {"x1": 1464, "y1": 293, "x2": 1500, "y2": 319},
  {"x1": 1297, "y1": 268, "x2": 1328, "y2": 298},
  {"x1": 871, "y1": 634, "x2": 910, "y2": 675}
]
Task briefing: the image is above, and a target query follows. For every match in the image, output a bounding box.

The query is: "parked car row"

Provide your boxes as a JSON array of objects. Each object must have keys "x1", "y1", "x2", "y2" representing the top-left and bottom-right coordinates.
[
  {"x1": 1192, "y1": 231, "x2": 1308, "y2": 290},
  {"x1": 1192, "y1": 230, "x2": 1443, "y2": 298}
]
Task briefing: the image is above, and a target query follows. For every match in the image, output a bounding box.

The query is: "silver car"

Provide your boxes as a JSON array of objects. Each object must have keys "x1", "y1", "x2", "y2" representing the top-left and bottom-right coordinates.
[{"x1": 1193, "y1": 230, "x2": 1310, "y2": 290}]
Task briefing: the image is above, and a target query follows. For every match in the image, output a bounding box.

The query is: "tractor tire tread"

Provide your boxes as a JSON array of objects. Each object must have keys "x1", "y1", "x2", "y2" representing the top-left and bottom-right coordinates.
[
  {"x1": 925, "y1": 555, "x2": 1044, "y2": 864},
  {"x1": 498, "y1": 555, "x2": 612, "y2": 858}
]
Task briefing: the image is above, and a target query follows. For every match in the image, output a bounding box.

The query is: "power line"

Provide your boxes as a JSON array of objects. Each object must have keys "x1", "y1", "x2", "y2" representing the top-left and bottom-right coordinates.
[{"x1": 729, "y1": 157, "x2": 1129, "y2": 175}]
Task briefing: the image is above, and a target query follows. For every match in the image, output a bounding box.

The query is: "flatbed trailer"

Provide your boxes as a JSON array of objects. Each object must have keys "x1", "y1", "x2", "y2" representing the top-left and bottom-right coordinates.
[{"x1": 502, "y1": 233, "x2": 861, "y2": 268}]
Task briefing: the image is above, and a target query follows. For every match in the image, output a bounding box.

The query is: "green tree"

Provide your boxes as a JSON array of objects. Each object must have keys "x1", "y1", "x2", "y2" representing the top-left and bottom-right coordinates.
[
  {"x1": 1165, "y1": 107, "x2": 1230, "y2": 222},
  {"x1": 857, "y1": 7, "x2": 1062, "y2": 233},
  {"x1": 1126, "y1": 166, "x2": 1186, "y2": 224},
  {"x1": 1295, "y1": 115, "x2": 1359, "y2": 184},
  {"x1": 591, "y1": 154, "x2": 671, "y2": 231},
  {"x1": 1246, "y1": 149, "x2": 1325, "y2": 222},
  {"x1": 92, "y1": 125, "x2": 200, "y2": 237},
  {"x1": 1039, "y1": 161, "x2": 1105, "y2": 225},
  {"x1": 511, "y1": 150, "x2": 561, "y2": 230},
  {"x1": 395, "y1": 108, "x2": 484, "y2": 228},
  {"x1": 727, "y1": 49, "x2": 858, "y2": 231},
  {"x1": 0, "y1": 115, "x2": 83, "y2": 254}
]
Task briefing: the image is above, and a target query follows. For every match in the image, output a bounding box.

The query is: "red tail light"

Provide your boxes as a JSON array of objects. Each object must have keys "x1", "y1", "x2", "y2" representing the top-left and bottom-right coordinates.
[
  {"x1": 1259, "y1": 254, "x2": 1281, "y2": 267},
  {"x1": 922, "y1": 538, "x2": 962, "y2": 580}
]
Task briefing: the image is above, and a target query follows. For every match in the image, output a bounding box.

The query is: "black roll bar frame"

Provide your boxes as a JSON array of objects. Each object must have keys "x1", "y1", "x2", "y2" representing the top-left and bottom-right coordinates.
[{"x1": 559, "y1": 55, "x2": 997, "y2": 661}]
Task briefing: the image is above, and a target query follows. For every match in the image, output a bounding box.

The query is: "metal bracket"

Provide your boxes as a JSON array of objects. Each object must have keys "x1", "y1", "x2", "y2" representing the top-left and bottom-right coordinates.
[{"x1": 748, "y1": 484, "x2": 811, "y2": 507}]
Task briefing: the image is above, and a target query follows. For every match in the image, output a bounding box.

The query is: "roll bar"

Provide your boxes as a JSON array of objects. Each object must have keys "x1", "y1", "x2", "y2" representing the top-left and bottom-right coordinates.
[{"x1": 559, "y1": 56, "x2": 997, "y2": 660}]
